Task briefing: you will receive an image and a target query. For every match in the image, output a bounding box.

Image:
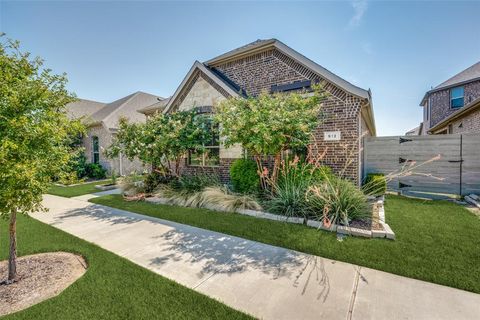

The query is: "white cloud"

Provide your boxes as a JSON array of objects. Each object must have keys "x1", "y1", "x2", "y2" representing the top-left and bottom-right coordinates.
[{"x1": 349, "y1": 0, "x2": 368, "y2": 27}]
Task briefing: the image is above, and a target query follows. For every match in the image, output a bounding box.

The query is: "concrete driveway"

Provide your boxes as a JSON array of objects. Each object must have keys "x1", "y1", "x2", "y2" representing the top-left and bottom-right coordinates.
[{"x1": 32, "y1": 195, "x2": 480, "y2": 320}]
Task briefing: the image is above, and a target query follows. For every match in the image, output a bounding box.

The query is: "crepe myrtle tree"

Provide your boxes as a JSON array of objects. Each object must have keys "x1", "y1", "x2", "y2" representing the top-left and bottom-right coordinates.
[
  {"x1": 214, "y1": 84, "x2": 327, "y2": 190},
  {"x1": 0, "y1": 36, "x2": 84, "y2": 283},
  {"x1": 107, "y1": 109, "x2": 215, "y2": 177}
]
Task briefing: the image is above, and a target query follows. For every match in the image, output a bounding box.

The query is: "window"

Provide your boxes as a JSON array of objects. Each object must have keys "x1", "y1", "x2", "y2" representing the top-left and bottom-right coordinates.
[
  {"x1": 188, "y1": 117, "x2": 220, "y2": 166},
  {"x1": 450, "y1": 86, "x2": 464, "y2": 109},
  {"x1": 92, "y1": 136, "x2": 100, "y2": 164}
]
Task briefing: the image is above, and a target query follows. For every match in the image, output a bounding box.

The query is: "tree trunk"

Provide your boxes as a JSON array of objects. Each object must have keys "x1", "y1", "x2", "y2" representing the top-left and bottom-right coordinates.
[
  {"x1": 8, "y1": 211, "x2": 17, "y2": 283},
  {"x1": 254, "y1": 155, "x2": 267, "y2": 191}
]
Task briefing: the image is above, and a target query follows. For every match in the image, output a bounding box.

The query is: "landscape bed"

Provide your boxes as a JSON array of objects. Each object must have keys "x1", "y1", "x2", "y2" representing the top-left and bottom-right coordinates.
[
  {"x1": 90, "y1": 194, "x2": 480, "y2": 294},
  {"x1": 145, "y1": 195, "x2": 395, "y2": 239}
]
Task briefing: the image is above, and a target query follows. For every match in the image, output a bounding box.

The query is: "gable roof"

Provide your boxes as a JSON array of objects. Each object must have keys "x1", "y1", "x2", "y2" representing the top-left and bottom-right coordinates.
[
  {"x1": 162, "y1": 61, "x2": 241, "y2": 114},
  {"x1": 206, "y1": 38, "x2": 370, "y2": 99},
  {"x1": 138, "y1": 97, "x2": 171, "y2": 115},
  {"x1": 66, "y1": 99, "x2": 106, "y2": 119},
  {"x1": 428, "y1": 96, "x2": 480, "y2": 133},
  {"x1": 420, "y1": 61, "x2": 480, "y2": 105}
]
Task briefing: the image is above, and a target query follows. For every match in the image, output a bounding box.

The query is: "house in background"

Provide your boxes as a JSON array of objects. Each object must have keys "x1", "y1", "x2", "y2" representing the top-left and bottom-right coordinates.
[
  {"x1": 419, "y1": 61, "x2": 480, "y2": 135},
  {"x1": 67, "y1": 91, "x2": 164, "y2": 175},
  {"x1": 140, "y1": 39, "x2": 376, "y2": 185}
]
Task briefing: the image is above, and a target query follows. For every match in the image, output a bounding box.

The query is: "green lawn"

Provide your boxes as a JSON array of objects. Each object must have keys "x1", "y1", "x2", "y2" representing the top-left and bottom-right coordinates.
[
  {"x1": 0, "y1": 215, "x2": 252, "y2": 319},
  {"x1": 47, "y1": 180, "x2": 110, "y2": 198},
  {"x1": 90, "y1": 194, "x2": 480, "y2": 294}
]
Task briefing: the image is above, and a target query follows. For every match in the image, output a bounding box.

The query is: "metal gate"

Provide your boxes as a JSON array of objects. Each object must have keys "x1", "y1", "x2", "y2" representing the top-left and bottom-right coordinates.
[{"x1": 363, "y1": 134, "x2": 480, "y2": 197}]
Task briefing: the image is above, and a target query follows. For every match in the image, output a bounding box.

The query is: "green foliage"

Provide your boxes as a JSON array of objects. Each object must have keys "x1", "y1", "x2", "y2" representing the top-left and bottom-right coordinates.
[
  {"x1": 58, "y1": 171, "x2": 85, "y2": 186},
  {"x1": 230, "y1": 159, "x2": 259, "y2": 194},
  {"x1": 143, "y1": 170, "x2": 175, "y2": 194},
  {"x1": 107, "y1": 110, "x2": 215, "y2": 176},
  {"x1": 268, "y1": 158, "x2": 333, "y2": 219},
  {"x1": 0, "y1": 37, "x2": 84, "y2": 217},
  {"x1": 307, "y1": 176, "x2": 370, "y2": 226},
  {"x1": 118, "y1": 172, "x2": 146, "y2": 196},
  {"x1": 71, "y1": 152, "x2": 88, "y2": 179},
  {"x1": 214, "y1": 85, "x2": 327, "y2": 188},
  {"x1": 363, "y1": 173, "x2": 387, "y2": 196},
  {"x1": 170, "y1": 173, "x2": 220, "y2": 193},
  {"x1": 85, "y1": 163, "x2": 107, "y2": 179}
]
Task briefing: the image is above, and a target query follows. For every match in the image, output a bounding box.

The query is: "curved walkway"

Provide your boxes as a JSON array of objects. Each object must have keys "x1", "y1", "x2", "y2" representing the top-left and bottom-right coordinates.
[{"x1": 33, "y1": 194, "x2": 480, "y2": 320}]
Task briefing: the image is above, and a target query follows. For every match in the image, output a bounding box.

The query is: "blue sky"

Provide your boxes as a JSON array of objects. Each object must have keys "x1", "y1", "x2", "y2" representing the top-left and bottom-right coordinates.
[{"x1": 1, "y1": 1, "x2": 479, "y2": 136}]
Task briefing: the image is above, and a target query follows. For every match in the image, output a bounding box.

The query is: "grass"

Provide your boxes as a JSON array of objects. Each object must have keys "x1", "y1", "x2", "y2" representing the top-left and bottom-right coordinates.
[
  {"x1": 90, "y1": 194, "x2": 480, "y2": 294},
  {"x1": 47, "y1": 180, "x2": 110, "y2": 198},
  {"x1": 0, "y1": 215, "x2": 252, "y2": 319}
]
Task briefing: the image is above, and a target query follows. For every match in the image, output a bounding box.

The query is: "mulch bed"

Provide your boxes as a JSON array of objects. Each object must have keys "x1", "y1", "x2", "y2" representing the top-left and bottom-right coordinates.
[{"x1": 0, "y1": 252, "x2": 87, "y2": 317}]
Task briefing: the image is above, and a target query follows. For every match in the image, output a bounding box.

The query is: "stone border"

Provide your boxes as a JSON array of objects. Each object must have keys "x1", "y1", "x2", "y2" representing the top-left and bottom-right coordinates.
[
  {"x1": 145, "y1": 196, "x2": 395, "y2": 240},
  {"x1": 94, "y1": 184, "x2": 117, "y2": 191}
]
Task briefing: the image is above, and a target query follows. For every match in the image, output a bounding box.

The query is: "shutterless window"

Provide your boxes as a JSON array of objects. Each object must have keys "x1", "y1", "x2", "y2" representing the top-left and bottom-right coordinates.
[
  {"x1": 188, "y1": 117, "x2": 220, "y2": 166},
  {"x1": 450, "y1": 86, "x2": 464, "y2": 109},
  {"x1": 92, "y1": 136, "x2": 100, "y2": 164}
]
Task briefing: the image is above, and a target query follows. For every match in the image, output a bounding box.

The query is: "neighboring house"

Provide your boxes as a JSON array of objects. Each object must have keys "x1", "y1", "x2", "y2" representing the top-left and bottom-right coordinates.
[
  {"x1": 405, "y1": 125, "x2": 422, "y2": 136},
  {"x1": 139, "y1": 39, "x2": 376, "y2": 185},
  {"x1": 67, "y1": 91, "x2": 163, "y2": 175},
  {"x1": 420, "y1": 61, "x2": 480, "y2": 134}
]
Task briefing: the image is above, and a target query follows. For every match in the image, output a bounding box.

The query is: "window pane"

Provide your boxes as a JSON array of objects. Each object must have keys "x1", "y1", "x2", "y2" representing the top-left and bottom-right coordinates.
[
  {"x1": 92, "y1": 136, "x2": 99, "y2": 153},
  {"x1": 188, "y1": 151, "x2": 203, "y2": 166},
  {"x1": 204, "y1": 148, "x2": 220, "y2": 166},
  {"x1": 451, "y1": 86, "x2": 464, "y2": 99},
  {"x1": 451, "y1": 97, "x2": 464, "y2": 108},
  {"x1": 93, "y1": 153, "x2": 99, "y2": 164}
]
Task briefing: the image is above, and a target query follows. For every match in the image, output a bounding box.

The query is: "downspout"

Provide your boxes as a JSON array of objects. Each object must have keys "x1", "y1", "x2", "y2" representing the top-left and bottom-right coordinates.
[{"x1": 119, "y1": 151, "x2": 124, "y2": 176}]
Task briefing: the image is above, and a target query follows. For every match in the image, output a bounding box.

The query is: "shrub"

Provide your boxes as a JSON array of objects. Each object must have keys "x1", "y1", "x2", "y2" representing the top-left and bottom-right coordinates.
[
  {"x1": 85, "y1": 163, "x2": 107, "y2": 179},
  {"x1": 230, "y1": 159, "x2": 259, "y2": 194},
  {"x1": 267, "y1": 159, "x2": 333, "y2": 219},
  {"x1": 307, "y1": 176, "x2": 370, "y2": 227},
  {"x1": 58, "y1": 171, "x2": 84, "y2": 186},
  {"x1": 155, "y1": 185, "x2": 261, "y2": 212},
  {"x1": 144, "y1": 171, "x2": 175, "y2": 194},
  {"x1": 362, "y1": 173, "x2": 387, "y2": 196},
  {"x1": 170, "y1": 173, "x2": 220, "y2": 193}
]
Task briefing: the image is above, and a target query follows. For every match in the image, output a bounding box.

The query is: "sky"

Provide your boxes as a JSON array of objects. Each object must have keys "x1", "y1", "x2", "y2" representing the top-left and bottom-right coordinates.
[{"x1": 1, "y1": 0, "x2": 479, "y2": 136}]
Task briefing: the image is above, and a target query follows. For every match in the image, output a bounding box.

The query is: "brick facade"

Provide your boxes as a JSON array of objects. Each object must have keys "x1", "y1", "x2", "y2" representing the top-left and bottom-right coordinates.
[
  {"x1": 424, "y1": 79, "x2": 480, "y2": 130},
  {"x1": 165, "y1": 46, "x2": 372, "y2": 185}
]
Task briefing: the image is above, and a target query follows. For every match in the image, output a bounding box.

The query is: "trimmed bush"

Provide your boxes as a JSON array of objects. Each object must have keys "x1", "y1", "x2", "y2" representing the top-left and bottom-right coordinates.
[
  {"x1": 362, "y1": 173, "x2": 387, "y2": 196},
  {"x1": 230, "y1": 159, "x2": 259, "y2": 194},
  {"x1": 85, "y1": 163, "x2": 107, "y2": 179}
]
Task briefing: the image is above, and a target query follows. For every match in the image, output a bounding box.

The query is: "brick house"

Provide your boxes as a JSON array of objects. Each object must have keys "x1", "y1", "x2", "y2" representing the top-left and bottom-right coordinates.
[
  {"x1": 67, "y1": 91, "x2": 164, "y2": 175},
  {"x1": 139, "y1": 39, "x2": 376, "y2": 185},
  {"x1": 419, "y1": 61, "x2": 480, "y2": 134}
]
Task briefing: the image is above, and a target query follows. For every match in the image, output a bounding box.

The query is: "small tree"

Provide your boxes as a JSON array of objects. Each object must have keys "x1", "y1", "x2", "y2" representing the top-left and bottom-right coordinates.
[
  {"x1": 108, "y1": 110, "x2": 214, "y2": 177},
  {"x1": 214, "y1": 85, "x2": 326, "y2": 189},
  {"x1": 0, "y1": 37, "x2": 84, "y2": 283}
]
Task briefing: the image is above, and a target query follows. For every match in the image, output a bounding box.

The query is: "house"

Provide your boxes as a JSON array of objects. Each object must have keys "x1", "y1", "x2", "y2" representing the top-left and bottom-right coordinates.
[
  {"x1": 405, "y1": 125, "x2": 422, "y2": 136},
  {"x1": 140, "y1": 39, "x2": 376, "y2": 185},
  {"x1": 420, "y1": 61, "x2": 480, "y2": 134},
  {"x1": 67, "y1": 91, "x2": 163, "y2": 175}
]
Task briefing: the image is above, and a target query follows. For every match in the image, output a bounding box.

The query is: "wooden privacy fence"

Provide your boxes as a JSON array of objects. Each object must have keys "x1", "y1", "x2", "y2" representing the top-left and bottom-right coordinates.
[{"x1": 363, "y1": 134, "x2": 480, "y2": 196}]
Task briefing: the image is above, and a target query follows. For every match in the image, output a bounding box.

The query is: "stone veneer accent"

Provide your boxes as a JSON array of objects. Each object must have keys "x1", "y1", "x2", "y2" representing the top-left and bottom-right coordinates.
[{"x1": 426, "y1": 80, "x2": 480, "y2": 129}]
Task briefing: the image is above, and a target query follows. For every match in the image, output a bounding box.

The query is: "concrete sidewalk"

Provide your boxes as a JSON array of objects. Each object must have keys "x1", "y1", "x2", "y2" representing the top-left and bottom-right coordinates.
[{"x1": 33, "y1": 195, "x2": 480, "y2": 320}]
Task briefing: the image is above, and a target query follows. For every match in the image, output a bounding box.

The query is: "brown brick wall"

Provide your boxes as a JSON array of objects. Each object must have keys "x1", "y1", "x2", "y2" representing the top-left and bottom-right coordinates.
[
  {"x1": 433, "y1": 107, "x2": 480, "y2": 134},
  {"x1": 428, "y1": 80, "x2": 480, "y2": 128},
  {"x1": 209, "y1": 48, "x2": 367, "y2": 184}
]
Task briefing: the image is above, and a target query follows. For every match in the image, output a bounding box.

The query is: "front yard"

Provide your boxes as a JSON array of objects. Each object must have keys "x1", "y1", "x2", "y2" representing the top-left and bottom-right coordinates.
[
  {"x1": 0, "y1": 215, "x2": 251, "y2": 319},
  {"x1": 47, "y1": 180, "x2": 110, "y2": 198},
  {"x1": 90, "y1": 194, "x2": 480, "y2": 294}
]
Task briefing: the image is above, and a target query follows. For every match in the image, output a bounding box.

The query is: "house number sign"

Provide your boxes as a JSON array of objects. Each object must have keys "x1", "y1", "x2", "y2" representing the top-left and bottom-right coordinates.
[{"x1": 324, "y1": 131, "x2": 341, "y2": 141}]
